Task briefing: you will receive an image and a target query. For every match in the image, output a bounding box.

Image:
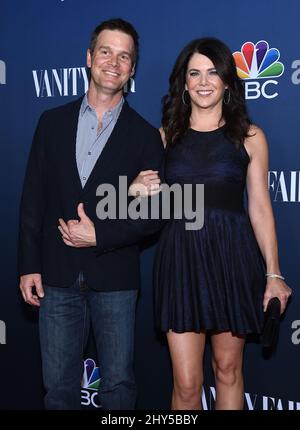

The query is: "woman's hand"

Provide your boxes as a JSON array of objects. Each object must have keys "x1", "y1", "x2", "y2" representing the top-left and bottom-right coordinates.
[
  {"x1": 263, "y1": 278, "x2": 292, "y2": 314},
  {"x1": 129, "y1": 170, "x2": 161, "y2": 198}
]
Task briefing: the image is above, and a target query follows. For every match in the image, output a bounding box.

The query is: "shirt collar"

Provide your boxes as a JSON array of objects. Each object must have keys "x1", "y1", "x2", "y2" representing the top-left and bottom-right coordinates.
[{"x1": 80, "y1": 93, "x2": 124, "y2": 120}]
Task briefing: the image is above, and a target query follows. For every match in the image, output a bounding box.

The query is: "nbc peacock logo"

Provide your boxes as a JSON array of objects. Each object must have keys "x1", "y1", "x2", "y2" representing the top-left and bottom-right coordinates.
[
  {"x1": 233, "y1": 41, "x2": 284, "y2": 100},
  {"x1": 81, "y1": 358, "x2": 101, "y2": 408},
  {"x1": 82, "y1": 358, "x2": 100, "y2": 390},
  {"x1": 233, "y1": 41, "x2": 284, "y2": 80}
]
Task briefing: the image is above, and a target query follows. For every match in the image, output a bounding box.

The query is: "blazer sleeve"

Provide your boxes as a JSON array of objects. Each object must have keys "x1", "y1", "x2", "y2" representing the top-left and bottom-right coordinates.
[
  {"x1": 18, "y1": 112, "x2": 47, "y2": 276},
  {"x1": 94, "y1": 127, "x2": 167, "y2": 253}
]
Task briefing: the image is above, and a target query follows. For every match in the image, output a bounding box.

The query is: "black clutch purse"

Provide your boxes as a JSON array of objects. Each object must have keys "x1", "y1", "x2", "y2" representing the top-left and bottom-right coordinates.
[{"x1": 261, "y1": 297, "x2": 281, "y2": 349}]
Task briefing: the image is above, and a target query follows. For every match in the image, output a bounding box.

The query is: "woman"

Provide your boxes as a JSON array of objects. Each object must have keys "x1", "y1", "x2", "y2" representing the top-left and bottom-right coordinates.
[{"x1": 131, "y1": 37, "x2": 291, "y2": 410}]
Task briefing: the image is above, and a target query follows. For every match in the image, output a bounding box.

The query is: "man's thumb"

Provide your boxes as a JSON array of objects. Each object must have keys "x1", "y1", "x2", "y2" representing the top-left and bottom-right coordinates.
[
  {"x1": 34, "y1": 276, "x2": 44, "y2": 298},
  {"x1": 77, "y1": 203, "x2": 86, "y2": 220}
]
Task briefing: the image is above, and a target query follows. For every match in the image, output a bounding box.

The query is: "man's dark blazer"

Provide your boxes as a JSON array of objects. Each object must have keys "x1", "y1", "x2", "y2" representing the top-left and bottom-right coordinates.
[{"x1": 18, "y1": 96, "x2": 165, "y2": 291}]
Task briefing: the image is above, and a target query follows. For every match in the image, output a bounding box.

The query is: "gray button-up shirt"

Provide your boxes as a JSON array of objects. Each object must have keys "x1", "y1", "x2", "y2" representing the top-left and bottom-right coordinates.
[{"x1": 76, "y1": 94, "x2": 124, "y2": 187}]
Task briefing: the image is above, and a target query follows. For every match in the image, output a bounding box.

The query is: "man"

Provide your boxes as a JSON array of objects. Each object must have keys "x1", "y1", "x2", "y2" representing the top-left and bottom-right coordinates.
[{"x1": 18, "y1": 18, "x2": 164, "y2": 410}]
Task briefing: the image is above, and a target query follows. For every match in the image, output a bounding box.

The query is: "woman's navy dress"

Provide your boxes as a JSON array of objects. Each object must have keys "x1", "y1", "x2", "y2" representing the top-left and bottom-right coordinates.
[{"x1": 154, "y1": 127, "x2": 265, "y2": 335}]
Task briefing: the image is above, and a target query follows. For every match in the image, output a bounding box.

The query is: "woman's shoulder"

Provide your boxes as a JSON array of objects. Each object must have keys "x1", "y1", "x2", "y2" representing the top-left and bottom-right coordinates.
[
  {"x1": 244, "y1": 124, "x2": 268, "y2": 159},
  {"x1": 247, "y1": 124, "x2": 266, "y2": 140},
  {"x1": 159, "y1": 127, "x2": 167, "y2": 148}
]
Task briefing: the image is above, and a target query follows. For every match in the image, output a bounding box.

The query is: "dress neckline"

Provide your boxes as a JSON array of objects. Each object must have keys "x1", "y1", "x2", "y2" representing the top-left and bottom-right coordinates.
[{"x1": 188, "y1": 124, "x2": 225, "y2": 134}]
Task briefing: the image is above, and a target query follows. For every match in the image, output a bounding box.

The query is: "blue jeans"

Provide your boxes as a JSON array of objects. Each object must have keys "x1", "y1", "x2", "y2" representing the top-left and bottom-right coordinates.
[{"x1": 39, "y1": 274, "x2": 138, "y2": 410}]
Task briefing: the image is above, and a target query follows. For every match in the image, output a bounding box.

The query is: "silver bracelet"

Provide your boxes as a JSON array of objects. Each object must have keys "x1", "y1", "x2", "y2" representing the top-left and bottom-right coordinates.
[{"x1": 266, "y1": 273, "x2": 285, "y2": 281}]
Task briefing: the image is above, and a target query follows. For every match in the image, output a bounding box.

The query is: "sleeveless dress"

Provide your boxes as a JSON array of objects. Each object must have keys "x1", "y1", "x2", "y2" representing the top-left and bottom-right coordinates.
[{"x1": 154, "y1": 127, "x2": 266, "y2": 335}]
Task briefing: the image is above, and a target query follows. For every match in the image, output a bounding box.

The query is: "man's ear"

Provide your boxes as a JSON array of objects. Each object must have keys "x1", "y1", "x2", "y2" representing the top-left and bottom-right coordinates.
[
  {"x1": 130, "y1": 64, "x2": 135, "y2": 77},
  {"x1": 86, "y1": 49, "x2": 92, "y2": 68}
]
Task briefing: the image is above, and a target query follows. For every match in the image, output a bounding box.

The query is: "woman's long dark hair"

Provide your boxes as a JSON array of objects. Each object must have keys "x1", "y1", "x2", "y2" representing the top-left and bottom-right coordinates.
[{"x1": 162, "y1": 38, "x2": 251, "y2": 148}]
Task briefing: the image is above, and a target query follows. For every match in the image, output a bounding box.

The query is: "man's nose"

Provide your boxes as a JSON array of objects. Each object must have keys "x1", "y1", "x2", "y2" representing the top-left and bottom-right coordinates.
[{"x1": 108, "y1": 54, "x2": 119, "y2": 67}]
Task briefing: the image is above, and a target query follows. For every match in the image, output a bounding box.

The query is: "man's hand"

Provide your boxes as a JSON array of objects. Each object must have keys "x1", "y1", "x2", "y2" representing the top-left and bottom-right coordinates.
[
  {"x1": 129, "y1": 170, "x2": 161, "y2": 198},
  {"x1": 19, "y1": 273, "x2": 44, "y2": 307},
  {"x1": 58, "y1": 203, "x2": 97, "y2": 248}
]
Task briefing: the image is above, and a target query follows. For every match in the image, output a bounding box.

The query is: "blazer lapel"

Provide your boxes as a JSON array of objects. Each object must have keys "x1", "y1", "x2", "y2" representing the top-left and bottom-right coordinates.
[
  {"x1": 82, "y1": 101, "x2": 131, "y2": 194},
  {"x1": 60, "y1": 96, "x2": 84, "y2": 193}
]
